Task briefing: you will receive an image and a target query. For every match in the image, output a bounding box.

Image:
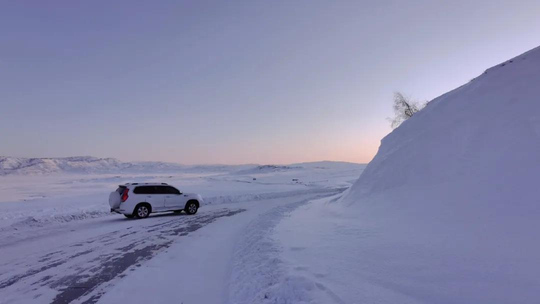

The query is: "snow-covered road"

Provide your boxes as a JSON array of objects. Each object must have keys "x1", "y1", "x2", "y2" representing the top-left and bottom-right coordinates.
[
  {"x1": 0, "y1": 207, "x2": 244, "y2": 303},
  {"x1": 0, "y1": 190, "x2": 344, "y2": 304}
]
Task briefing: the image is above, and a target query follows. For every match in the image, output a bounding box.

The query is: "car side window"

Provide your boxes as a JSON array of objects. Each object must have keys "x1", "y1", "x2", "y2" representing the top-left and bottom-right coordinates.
[
  {"x1": 166, "y1": 186, "x2": 181, "y2": 195},
  {"x1": 154, "y1": 186, "x2": 170, "y2": 195},
  {"x1": 132, "y1": 186, "x2": 180, "y2": 194}
]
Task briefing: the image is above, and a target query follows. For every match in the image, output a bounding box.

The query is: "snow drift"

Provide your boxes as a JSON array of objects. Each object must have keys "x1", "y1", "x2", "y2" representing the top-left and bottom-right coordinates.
[{"x1": 341, "y1": 46, "x2": 540, "y2": 302}]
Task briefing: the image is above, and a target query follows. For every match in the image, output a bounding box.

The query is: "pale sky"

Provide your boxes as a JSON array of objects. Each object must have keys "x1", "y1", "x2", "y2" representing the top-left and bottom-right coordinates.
[{"x1": 1, "y1": 0, "x2": 540, "y2": 164}]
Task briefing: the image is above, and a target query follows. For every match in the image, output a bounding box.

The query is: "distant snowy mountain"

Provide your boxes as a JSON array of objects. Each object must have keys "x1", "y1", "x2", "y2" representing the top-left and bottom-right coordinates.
[
  {"x1": 0, "y1": 156, "x2": 185, "y2": 175},
  {"x1": 340, "y1": 46, "x2": 540, "y2": 302},
  {"x1": 0, "y1": 157, "x2": 363, "y2": 176}
]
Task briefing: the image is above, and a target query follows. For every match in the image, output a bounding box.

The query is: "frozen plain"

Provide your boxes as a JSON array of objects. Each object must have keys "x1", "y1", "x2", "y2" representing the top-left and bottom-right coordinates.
[{"x1": 0, "y1": 162, "x2": 364, "y2": 304}]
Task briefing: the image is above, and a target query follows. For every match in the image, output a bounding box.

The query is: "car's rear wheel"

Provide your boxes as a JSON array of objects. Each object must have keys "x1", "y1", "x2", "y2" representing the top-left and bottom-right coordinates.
[
  {"x1": 124, "y1": 214, "x2": 134, "y2": 219},
  {"x1": 185, "y1": 201, "x2": 198, "y2": 215},
  {"x1": 134, "y1": 204, "x2": 151, "y2": 219}
]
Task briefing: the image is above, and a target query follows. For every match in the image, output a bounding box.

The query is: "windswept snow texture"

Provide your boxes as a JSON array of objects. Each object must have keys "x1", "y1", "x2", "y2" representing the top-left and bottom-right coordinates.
[{"x1": 272, "y1": 46, "x2": 540, "y2": 304}]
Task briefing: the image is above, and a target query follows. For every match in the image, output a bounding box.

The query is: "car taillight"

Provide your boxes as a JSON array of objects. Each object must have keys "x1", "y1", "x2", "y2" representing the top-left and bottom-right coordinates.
[{"x1": 121, "y1": 188, "x2": 129, "y2": 202}]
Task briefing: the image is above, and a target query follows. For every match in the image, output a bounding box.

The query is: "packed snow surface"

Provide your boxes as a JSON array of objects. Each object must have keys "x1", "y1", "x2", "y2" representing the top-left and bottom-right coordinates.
[{"x1": 270, "y1": 46, "x2": 540, "y2": 303}]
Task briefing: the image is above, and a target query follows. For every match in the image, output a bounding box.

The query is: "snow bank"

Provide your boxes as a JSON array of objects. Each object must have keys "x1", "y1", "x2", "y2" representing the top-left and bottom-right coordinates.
[
  {"x1": 348, "y1": 46, "x2": 540, "y2": 198},
  {"x1": 339, "y1": 46, "x2": 540, "y2": 302}
]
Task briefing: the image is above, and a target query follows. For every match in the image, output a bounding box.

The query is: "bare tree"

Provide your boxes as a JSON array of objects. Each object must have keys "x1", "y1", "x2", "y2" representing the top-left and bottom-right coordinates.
[{"x1": 389, "y1": 92, "x2": 425, "y2": 129}]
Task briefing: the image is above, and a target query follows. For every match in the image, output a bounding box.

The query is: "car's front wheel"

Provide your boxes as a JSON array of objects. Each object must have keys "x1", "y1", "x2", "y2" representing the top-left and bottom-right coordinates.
[
  {"x1": 184, "y1": 201, "x2": 198, "y2": 215},
  {"x1": 134, "y1": 204, "x2": 151, "y2": 219}
]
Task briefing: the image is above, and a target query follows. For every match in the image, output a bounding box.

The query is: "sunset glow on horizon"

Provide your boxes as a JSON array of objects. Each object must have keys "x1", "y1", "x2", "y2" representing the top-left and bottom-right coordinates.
[{"x1": 2, "y1": 1, "x2": 540, "y2": 165}]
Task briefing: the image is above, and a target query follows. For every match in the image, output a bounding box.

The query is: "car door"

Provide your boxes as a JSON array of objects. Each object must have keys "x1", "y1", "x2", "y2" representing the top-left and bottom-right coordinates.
[
  {"x1": 135, "y1": 186, "x2": 164, "y2": 211},
  {"x1": 164, "y1": 186, "x2": 183, "y2": 209},
  {"x1": 150, "y1": 186, "x2": 169, "y2": 211}
]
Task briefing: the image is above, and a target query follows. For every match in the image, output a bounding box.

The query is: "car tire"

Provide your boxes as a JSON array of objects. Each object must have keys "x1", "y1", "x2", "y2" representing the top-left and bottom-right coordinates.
[
  {"x1": 124, "y1": 214, "x2": 134, "y2": 219},
  {"x1": 134, "y1": 204, "x2": 151, "y2": 219},
  {"x1": 184, "y1": 201, "x2": 198, "y2": 215}
]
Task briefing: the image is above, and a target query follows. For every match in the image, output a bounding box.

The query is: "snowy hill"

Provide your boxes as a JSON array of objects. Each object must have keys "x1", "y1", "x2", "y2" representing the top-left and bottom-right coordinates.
[
  {"x1": 346, "y1": 45, "x2": 540, "y2": 198},
  {"x1": 339, "y1": 46, "x2": 540, "y2": 302}
]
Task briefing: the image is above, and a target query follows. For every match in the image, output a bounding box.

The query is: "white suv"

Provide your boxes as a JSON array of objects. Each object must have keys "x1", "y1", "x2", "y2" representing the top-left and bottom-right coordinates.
[{"x1": 109, "y1": 183, "x2": 203, "y2": 219}]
